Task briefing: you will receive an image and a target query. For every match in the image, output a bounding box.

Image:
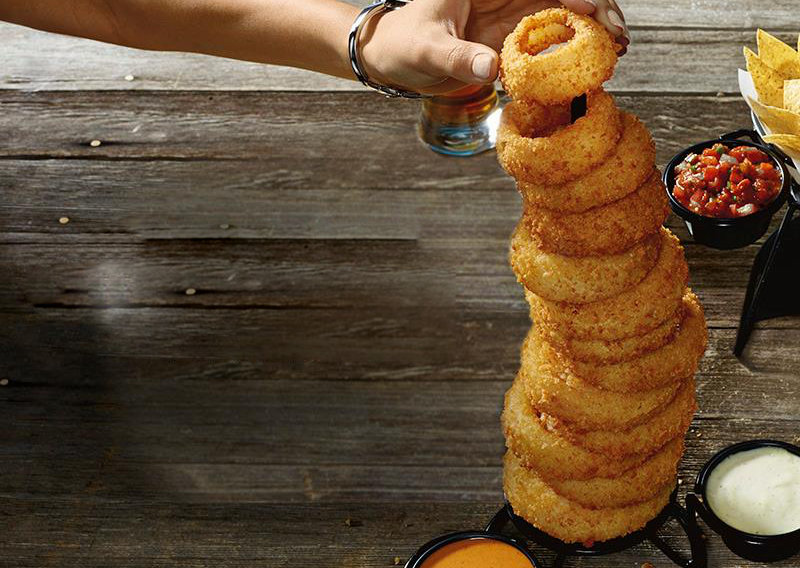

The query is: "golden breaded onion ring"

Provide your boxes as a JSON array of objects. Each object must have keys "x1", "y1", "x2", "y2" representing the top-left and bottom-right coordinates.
[
  {"x1": 548, "y1": 437, "x2": 683, "y2": 509},
  {"x1": 566, "y1": 291, "x2": 708, "y2": 393},
  {"x1": 540, "y1": 306, "x2": 683, "y2": 365},
  {"x1": 504, "y1": 451, "x2": 672, "y2": 545},
  {"x1": 500, "y1": 9, "x2": 619, "y2": 105},
  {"x1": 518, "y1": 113, "x2": 656, "y2": 213},
  {"x1": 510, "y1": 222, "x2": 660, "y2": 304},
  {"x1": 542, "y1": 377, "x2": 697, "y2": 457},
  {"x1": 520, "y1": 329, "x2": 681, "y2": 432},
  {"x1": 497, "y1": 89, "x2": 621, "y2": 185},
  {"x1": 527, "y1": 228, "x2": 687, "y2": 342},
  {"x1": 525, "y1": 169, "x2": 669, "y2": 257},
  {"x1": 502, "y1": 378, "x2": 650, "y2": 480}
]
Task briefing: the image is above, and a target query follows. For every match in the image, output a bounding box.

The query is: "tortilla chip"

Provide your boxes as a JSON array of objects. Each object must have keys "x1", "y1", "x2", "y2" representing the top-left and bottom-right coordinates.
[
  {"x1": 745, "y1": 47, "x2": 786, "y2": 107},
  {"x1": 785, "y1": 79, "x2": 800, "y2": 113},
  {"x1": 763, "y1": 134, "x2": 800, "y2": 155},
  {"x1": 750, "y1": 97, "x2": 800, "y2": 137},
  {"x1": 757, "y1": 29, "x2": 800, "y2": 78}
]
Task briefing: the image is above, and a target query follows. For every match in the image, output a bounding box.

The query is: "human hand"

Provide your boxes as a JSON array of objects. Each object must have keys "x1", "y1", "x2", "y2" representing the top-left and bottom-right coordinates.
[{"x1": 360, "y1": 0, "x2": 629, "y2": 95}]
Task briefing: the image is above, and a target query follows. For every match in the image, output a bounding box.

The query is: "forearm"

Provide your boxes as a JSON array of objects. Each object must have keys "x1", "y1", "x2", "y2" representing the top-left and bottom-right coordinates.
[{"x1": 0, "y1": 0, "x2": 360, "y2": 79}]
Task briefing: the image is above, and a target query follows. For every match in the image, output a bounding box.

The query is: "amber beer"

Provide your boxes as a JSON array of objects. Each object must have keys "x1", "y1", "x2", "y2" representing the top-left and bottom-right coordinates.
[{"x1": 417, "y1": 83, "x2": 501, "y2": 156}]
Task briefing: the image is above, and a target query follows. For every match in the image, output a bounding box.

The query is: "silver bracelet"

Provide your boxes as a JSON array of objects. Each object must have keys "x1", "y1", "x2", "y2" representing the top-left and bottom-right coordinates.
[{"x1": 348, "y1": 0, "x2": 428, "y2": 99}]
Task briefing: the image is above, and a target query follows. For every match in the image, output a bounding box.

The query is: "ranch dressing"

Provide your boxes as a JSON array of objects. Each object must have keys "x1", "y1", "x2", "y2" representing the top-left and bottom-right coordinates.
[{"x1": 706, "y1": 447, "x2": 800, "y2": 535}]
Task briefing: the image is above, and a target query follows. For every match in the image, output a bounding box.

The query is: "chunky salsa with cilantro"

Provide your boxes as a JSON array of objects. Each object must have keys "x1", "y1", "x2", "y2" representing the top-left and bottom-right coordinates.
[{"x1": 672, "y1": 143, "x2": 781, "y2": 218}]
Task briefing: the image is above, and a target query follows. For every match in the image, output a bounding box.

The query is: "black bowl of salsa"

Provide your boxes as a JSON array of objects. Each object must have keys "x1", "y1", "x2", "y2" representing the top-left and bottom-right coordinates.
[{"x1": 663, "y1": 131, "x2": 790, "y2": 250}]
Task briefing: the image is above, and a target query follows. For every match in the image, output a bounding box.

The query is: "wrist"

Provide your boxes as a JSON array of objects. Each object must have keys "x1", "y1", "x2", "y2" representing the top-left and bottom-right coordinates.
[
  {"x1": 329, "y1": 2, "x2": 362, "y2": 80},
  {"x1": 356, "y1": 9, "x2": 397, "y2": 88}
]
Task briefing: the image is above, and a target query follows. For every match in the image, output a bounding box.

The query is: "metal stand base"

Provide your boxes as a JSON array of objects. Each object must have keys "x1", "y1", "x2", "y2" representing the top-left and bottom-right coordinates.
[{"x1": 488, "y1": 492, "x2": 707, "y2": 568}]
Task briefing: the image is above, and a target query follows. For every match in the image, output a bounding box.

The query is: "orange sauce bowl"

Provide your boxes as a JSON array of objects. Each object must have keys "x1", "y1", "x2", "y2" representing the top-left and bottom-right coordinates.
[{"x1": 405, "y1": 532, "x2": 540, "y2": 568}]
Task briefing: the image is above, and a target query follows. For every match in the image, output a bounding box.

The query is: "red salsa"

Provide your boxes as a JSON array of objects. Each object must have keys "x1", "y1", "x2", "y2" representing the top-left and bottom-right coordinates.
[{"x1": 672, "y1": 143, "x2": 781, "y2": 218}]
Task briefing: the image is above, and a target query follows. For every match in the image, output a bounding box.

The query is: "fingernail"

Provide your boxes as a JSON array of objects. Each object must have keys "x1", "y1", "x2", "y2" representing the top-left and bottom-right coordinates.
[
  {"x1": 471, "y1": 53, "x2": 494, "y2": 81},
  {"x1": 584, "y1": 0, "x2": 597, "y2": 6},
  {"x1": 607, "y1": 10, "x2": 626, "y2": 32}
]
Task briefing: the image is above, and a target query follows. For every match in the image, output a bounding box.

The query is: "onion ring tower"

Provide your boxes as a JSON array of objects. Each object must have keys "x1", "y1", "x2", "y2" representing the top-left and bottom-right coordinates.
[{"x1": 497, "y1": 9, "x2": 707, "y2": 546}]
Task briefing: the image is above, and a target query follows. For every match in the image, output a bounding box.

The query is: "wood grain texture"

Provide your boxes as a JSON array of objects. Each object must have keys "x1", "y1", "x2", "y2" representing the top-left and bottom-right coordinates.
[
  {"x1": 1, "y1": 27, "x2": 782, "y2": 93},
  {"x1": 3, "y1": 4, "x2": 800, "y2": 92},
  {"x1": 4, "y1": 6, "x2": 800, "y2": 566},
  {"x1": 0, "y1": 92, "x2": 754, "y2": 163},
  {"x1": 2, "y1": 341, "x2": 798, "y2": 501},
  {"x1": 0, "y1": 227, "x2": 794, "y2": 332},
  {"x1": 9, "y1": 498, "x2": 799, "y2": 568},
  {"x1": 2, "y1": 372, "x2": 799, "y2": 567}
]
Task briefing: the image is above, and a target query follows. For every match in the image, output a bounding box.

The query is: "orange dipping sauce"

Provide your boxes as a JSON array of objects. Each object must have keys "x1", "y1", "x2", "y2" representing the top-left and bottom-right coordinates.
[{"x1": 420, "y1": 538, "x2": 534, "y2": 568}]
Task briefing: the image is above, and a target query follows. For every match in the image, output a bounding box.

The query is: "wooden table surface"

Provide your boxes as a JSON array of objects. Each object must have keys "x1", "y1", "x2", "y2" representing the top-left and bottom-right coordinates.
[{"x1": 2, "y1": 2, "x2": 800, "y2": 567}]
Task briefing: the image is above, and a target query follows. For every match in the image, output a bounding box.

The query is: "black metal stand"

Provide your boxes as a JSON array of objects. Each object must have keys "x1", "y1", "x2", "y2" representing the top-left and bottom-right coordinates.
[
  {"x1": 487, "y1": 492, "x2": 707, "y2": 568},
  {"x1": 724, "y1": 126, "x2": 800, "y2": 355},
  {"x1": 734, "y1": 191, "x2": 800, "y2": 356}
]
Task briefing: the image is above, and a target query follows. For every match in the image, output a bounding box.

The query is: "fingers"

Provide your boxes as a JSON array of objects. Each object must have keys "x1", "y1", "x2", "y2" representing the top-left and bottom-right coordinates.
[
  {"x1": 425, "y1": 34, "x2": 500, "y2": 84},
  {"x1": 558, "y1": 0, "x2": 597, "y2": 15},
  {"x1": 574, "y1": 0, "x2": 630, "y2": 54}
]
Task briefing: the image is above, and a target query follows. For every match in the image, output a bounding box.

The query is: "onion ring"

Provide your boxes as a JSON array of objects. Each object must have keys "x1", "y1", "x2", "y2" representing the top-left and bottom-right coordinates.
[
  {"x1": 510, "y1": 221, "x2": 660, "y2": 304},
  {"x1": 499, "y1": 9, "x2": 619, "y2": 105},
  {"x1": 564, "y1": 291, "x2": 708, "y2": 393},
  {"x1": 502, "y1": 378, "x2": 651, "y2": 480},
  {"x1": 518, "y1": 113, "x2": 656, "y2": 213},
  {"x1": 496, "y1": 89, "x2": 621, "y2": 185},
  {"x1": 547, "y1": 437, "x2": 683, "y2": 509},
  {"x1": 524, "y1": 169, "x2": 669, "y2": 257},
  {"x1": 541, "y1": 377, "x2": 697, "y2": 457},
  {"x1": 504, "y1": 451, "x2": 672, "y2": 545},
  {"x1": 520, "y1": 329, "x2": 682, "y2": 432},
  {"x1": 527, "y1": 228, "x2": 687, "y2": 342},
  {"x1": 539, "y1": 305, "x2": 683, "y2": 365}
]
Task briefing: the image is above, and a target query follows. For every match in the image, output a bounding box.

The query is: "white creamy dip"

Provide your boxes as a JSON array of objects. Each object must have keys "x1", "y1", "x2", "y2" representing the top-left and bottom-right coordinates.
[{"x1": 706, "y1": 446, "x2": 800, "y2": 536}]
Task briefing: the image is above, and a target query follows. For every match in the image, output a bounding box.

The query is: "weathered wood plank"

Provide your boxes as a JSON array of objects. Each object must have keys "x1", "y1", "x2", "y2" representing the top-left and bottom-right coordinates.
[
  {"x1": 0, "y1": 461, "x2": 505, "y2": 503},
  {"x1": 0, "y1": 92, "x2": 755, "y2": 163},
  {"x1": 0, "y1": 90, "x2": 790, "y2": 336},
  {"x1": 6, "y1": 498, "x2": 793, "y2": 568},
  {"x1": 629, "y1": 1, "x2": 800, "y2": 30},
  {"x1": 0, "y1": 307, "x2": 524, "y2": 382},
  {"x1": 3, "y1": 13, "x2": 799, "y2": 566},
  {"x1": 0, "y1": 231, "x2": 793, "y2": 333},
  {"x1": 0, "y1": 241, "x2": 451, "y2": 309},
  {"x1": 0, "y1": 306, "x2": 797, "y2": 384},
  {"x1": 2, "y1": 417, "x2": 799, "y2": 503},
  {"x1": 2, "y1": 22, "x2": 798, "y2": 92},
  {"x1": 0, "y1": 90, "x2": 756, "y2": 245},
  {"x1": 2, "y1": 371, "x2": 798, "y2": 491}
]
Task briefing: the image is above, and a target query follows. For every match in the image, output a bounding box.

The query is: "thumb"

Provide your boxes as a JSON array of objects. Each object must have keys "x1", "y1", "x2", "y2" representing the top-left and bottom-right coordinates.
[{"x1": 428, "y1": 35, "x2": 498, "y2": 84}]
